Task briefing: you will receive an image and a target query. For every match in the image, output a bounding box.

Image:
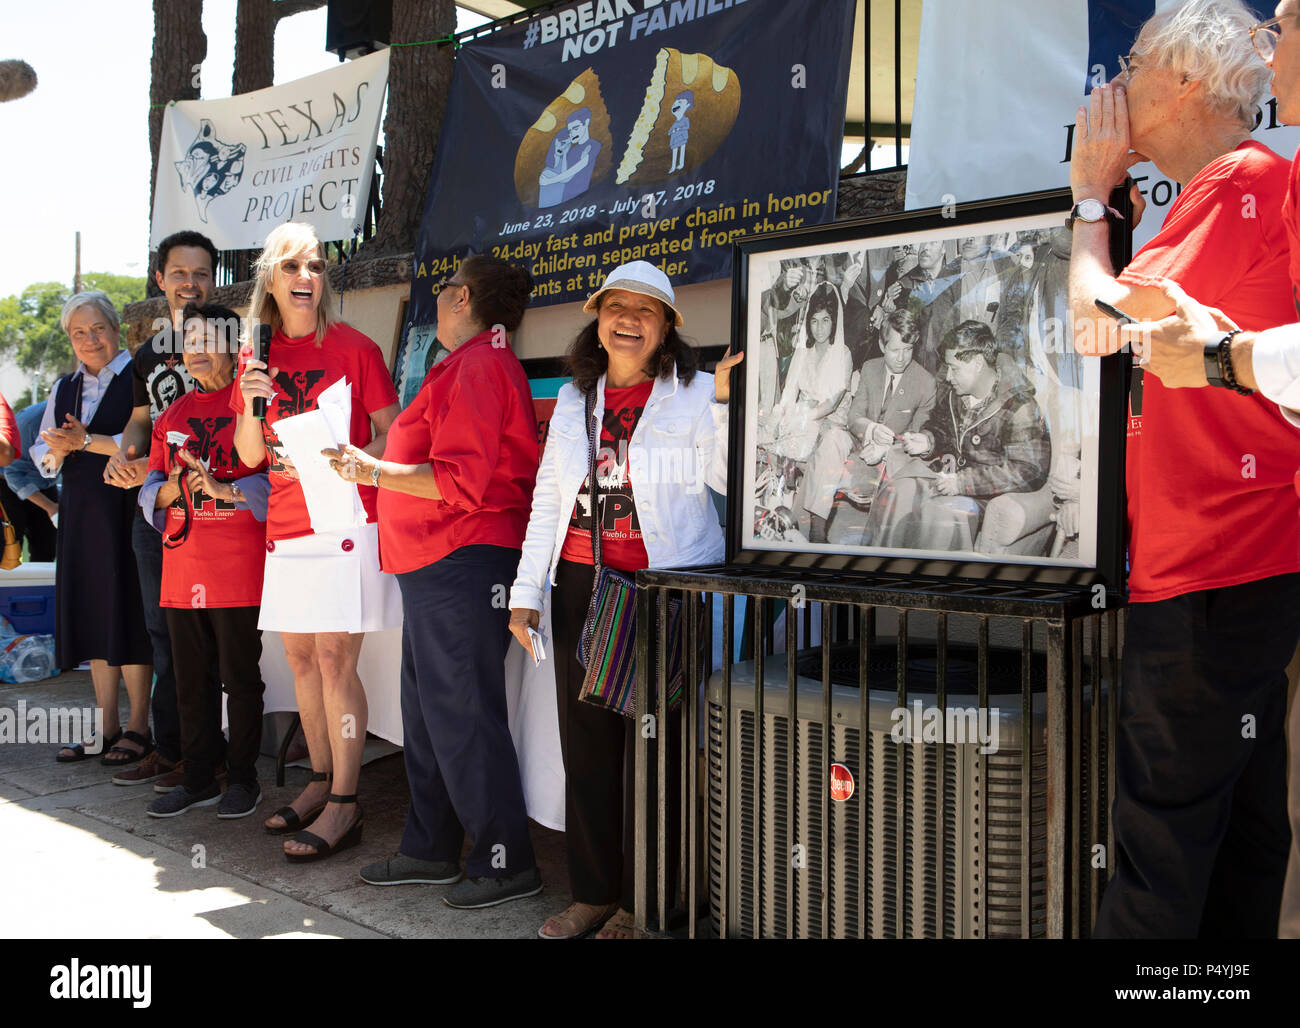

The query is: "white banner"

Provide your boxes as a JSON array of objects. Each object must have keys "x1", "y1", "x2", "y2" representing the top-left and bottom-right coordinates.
[
  {"x1": 907, "y1": 0, "x2": 1300, "y2": 251},
  {"x1": 150, "y1": 49, "x2": 390, "y2": 251}
]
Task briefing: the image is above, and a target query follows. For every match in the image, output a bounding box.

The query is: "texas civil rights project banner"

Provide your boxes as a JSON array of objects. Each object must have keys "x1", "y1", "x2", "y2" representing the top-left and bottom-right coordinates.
[
  {"x1": 906, "y1": 0, "x2": 1298, "y2": 251},
  {"x1": 407, "y1": 0, "x2": 857, "y2": 326},
  {"x1": 150, "y1": 49, "x2": 390, "y2": 251}
]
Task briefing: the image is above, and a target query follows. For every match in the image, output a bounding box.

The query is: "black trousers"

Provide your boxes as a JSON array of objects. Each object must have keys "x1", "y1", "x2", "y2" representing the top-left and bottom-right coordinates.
[
  {"x1": 165, "y1": 605, "x2": 264, "y2": 790},
  {"x1": 0, "y1": 478, "x2": 57, "y2": 563},
  {"x1": 553, "y1": 559, "x2": 679, "y2": 911},
  {"x1": 396, "y1": 545, "x2": 536, "y2": 878},
  {"x1": 136, "y1": 511, "x2": 184, "y2": 762},
  {"x1": 1095, "y1": 573, "x2": 1300, "y2": 938}
]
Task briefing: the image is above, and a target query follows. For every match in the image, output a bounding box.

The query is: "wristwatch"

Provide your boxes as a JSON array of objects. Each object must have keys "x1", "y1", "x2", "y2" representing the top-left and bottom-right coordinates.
[
  {"x1": 229, "y1": 483, "x2": 245, "y2": 505},
  {"x1": 370, "y1": 464, "x2": 382, "y2": 488},
  {"x1": 1204, "y1": 330, "x2": 1253, "y2": 394},
  {"x1": 1066, "y1": 197, "x2": 1122, "y2": 229},
  {"x1": 80, "y1": 431, "x2": 92, "y2": 451}
]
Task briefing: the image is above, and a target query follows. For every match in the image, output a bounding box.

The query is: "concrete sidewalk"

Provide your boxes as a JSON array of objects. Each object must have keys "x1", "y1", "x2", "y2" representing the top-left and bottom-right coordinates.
[{"x1": 0, "y1": 671, "x2": 573, "y2": 939}]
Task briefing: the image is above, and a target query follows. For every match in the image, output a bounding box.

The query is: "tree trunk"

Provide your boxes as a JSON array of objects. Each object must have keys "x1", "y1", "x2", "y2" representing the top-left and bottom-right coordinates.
[
  {"x1": 233, "y1": 0, "x2": 326, "y2": 95},
  {"x1": 233, "y1": 0, "x2": 276, "y2": 95},
  {"x1": 148, "y1": 0, "x2": 207, "y2": 295},
  {"x1": 360, "y1": 0, "x2": 456, "y2": 258}
]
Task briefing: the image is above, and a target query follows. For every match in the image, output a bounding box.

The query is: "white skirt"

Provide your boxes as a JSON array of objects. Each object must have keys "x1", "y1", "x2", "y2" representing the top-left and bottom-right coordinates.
[{"x1": 258, "y1": 522, "x2": 402, "y2": 634}]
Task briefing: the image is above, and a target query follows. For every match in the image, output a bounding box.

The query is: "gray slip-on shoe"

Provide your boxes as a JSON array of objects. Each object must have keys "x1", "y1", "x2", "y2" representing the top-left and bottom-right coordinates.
[
  {"x1": 443, "y1": 867, "x2": 543, "y2": 909},
  {"x1": 361, "y1": 854, "x2": 463, "y2": 886},
  {"x1": 218, "y1": 782, "x2": 263, "y2": 819},
  {"x1": 148, "y1": 782, "x2": 221, "y2": 818}
]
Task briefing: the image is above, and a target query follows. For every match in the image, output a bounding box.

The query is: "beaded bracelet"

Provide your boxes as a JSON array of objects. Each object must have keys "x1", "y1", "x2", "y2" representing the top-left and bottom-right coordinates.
[{"x1": 1217, "y1": 330, "x2": 1253, "y2": 396}]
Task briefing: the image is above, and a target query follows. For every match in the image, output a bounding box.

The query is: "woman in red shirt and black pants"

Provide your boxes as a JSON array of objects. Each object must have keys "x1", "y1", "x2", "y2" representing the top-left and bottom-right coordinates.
[{"x1": 324, "y1": 256, "x2": 543, "y2": 908}]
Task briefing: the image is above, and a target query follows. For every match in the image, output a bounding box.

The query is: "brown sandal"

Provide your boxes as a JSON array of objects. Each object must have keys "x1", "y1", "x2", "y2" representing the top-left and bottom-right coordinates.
[
  {"x1": 594, "y1": 908, "x2": 637, "y2": 940},
  {"x1": 538, "y1": 902, "x2": 618, "y2": 940}
]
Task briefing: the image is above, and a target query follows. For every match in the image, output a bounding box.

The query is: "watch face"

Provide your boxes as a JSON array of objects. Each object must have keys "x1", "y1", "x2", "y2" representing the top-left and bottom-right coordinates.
[{"x1": 1076, "y1": 198, "x2": 1105, "y2": 221}]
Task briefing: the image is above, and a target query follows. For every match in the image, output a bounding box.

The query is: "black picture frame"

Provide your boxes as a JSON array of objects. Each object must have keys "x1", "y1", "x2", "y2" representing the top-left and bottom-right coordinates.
[{"x1": 724, "y1": 187, "x2": 1131, "y2": 599}]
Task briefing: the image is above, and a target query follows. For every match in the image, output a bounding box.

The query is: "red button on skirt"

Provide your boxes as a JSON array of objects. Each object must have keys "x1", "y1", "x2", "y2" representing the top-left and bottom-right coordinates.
[
  {"x1": 341, "y1": 538, "x2": 354, "y2": 552},
  {"x1": 266, "y1": 540, "x2": 275, "y2": 553}
]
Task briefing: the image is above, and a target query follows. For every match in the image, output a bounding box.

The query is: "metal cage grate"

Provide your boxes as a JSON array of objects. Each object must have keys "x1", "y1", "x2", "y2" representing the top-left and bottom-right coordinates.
[{"x1": 633, "y1": 565, "x2": 1120, "y2": 940}]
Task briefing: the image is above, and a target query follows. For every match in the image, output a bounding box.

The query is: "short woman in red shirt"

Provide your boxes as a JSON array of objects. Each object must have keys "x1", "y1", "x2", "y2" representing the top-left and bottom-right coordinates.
[
  {"x1": 323, "y1": 256, "x2": 543, "y2": 908},
  {"x1": 141, "y1": 304, "x2": 270, "y2": 820},
  {"x1": 233, "y1": 222, "x2": 401, "y2": 861}
]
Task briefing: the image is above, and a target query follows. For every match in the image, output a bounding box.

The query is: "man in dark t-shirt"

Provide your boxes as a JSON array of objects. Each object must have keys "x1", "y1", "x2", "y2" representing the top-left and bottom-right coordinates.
[{"x1": 103, "y1": 230, "x2": 217, "y2": 784}]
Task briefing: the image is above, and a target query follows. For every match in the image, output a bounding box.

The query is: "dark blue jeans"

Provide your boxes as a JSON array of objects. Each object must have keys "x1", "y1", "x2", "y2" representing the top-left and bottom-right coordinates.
[
  {"x1": 132, "y1": 510, "x2": 181, "y2": 762},
  {"x1": 396, "y1": 545, "x2": 536, "y2": 878}
]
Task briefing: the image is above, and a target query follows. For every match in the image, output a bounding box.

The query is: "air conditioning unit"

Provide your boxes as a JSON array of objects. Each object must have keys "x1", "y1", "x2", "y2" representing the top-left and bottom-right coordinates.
[{"x1": 706, "y1": 641, "x2": 1104, "y2": 938}]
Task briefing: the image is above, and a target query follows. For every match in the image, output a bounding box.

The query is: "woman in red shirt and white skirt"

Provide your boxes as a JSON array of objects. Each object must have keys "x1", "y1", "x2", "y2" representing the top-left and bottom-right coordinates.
[{"x1": 233, "y1": 222, "x2": 401, "y2": 862}]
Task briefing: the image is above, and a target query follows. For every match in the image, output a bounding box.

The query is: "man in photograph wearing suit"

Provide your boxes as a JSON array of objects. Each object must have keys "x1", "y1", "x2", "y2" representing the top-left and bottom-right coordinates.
[{"x1": 794, "y1": 308, "x2": 937, "y2": 542}]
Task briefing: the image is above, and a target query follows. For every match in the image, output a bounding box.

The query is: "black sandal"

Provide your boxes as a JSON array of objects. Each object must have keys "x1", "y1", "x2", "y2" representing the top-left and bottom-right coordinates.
[
  {"x1": 101, "y1": 730, "x2": 153, "y2": 767},
  {"x1": 265, "y1": 771, "x2": 330, "y2": 836},
  {"x1": 56, "y1": 729, "x2": 122, "y2": 764},
  {"x1": 284, "y1": 793, "x2": 364, "y2": 864}
]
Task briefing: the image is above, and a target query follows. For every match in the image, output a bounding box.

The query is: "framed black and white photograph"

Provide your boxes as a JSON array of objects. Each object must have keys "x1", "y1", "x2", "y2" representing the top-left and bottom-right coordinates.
[{"x1": 726, "y1": 189, "x2": 1130, "y2": 593}]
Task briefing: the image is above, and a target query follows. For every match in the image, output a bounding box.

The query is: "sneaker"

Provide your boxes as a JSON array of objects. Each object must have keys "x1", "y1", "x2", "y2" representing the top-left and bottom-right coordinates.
[
  {"x1": 112, "y1": 750, "x2": 177, "y2": 786},
  {"x1": 147, "y1": 783, "x2": 221, "y2": 818},
  {"x1": 443, "y1": 867, "x2": 543, "y2": 909},
  {"x1": 154, "y1": 762, "x2": 227, "y2": 794},
  {"x1": 361, "y1": 854, "x2": 463, "y2": 886},
  {"x1": 217, "y1": 781, "x2": 262, "y2": 819}
]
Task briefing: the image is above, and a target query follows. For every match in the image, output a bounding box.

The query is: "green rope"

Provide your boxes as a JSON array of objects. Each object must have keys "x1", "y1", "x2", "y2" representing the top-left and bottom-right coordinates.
[{"x1": 389, "y1": 35, "x2": 458, "y2": 50}]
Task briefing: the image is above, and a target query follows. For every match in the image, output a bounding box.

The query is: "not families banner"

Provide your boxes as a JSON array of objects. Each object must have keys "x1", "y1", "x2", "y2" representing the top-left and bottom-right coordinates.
[
  {"x1": 906, "y1": 0, "x2": 1297, "y2": 251},
  {"x1": 150, "y1": 49, "x2": 390, "y2": 251},
  {"x1": 407, "y1": 0, "x2": 857, "y2": 327}
]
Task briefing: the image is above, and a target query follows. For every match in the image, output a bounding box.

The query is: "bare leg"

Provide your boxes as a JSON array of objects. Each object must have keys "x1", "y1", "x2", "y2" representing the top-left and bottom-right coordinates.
[
  {"x1": 121, "y1": 664, "x2": 152, "y2": 740},
  {"x1": 58, "y1": 659, "x2": 122, "y2": 757},
  {"x1": 283, "y1": 631, "x2": 366, "y2": 855},
  {"x1": 264, "y1": 632, "x2": 333, "y2": 831}
]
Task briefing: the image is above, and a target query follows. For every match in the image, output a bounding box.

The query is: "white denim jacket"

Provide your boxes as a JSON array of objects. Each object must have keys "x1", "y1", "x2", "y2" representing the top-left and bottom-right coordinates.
[{"x1": 509, "y1": 366, "x2": 728, "y2": 613}]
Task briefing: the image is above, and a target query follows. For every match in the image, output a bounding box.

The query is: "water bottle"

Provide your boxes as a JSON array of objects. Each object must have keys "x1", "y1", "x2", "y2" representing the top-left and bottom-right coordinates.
[{"x1": 0, "y1": 634, "x2": 56, "y2": 683}]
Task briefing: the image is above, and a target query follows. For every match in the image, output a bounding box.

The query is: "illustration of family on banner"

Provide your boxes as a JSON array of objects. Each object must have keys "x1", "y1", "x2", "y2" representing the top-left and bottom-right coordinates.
[{"x1": 401, "y1": 0, "x2": 858, "y2": 385}]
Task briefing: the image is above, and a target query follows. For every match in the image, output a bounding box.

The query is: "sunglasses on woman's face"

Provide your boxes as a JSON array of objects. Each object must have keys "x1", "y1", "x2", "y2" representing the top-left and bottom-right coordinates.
[{"x1": 281, "y1": 258, "x2": 327, "y2": 276}]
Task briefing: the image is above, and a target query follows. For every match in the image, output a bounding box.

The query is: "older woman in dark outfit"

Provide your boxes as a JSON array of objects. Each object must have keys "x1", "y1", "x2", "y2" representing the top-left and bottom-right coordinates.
[
  {"x1": 33, "y1": 292, "x2": 153, "y2": 764},
  {"x1": 326, "y1": 257, "x2": 544, "y2": 909}
]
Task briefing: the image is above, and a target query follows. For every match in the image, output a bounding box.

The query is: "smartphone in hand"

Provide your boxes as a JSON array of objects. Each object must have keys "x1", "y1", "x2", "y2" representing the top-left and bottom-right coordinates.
[{"x1": 1094, "y1": 298, "x2": 1137, "y2": 324}]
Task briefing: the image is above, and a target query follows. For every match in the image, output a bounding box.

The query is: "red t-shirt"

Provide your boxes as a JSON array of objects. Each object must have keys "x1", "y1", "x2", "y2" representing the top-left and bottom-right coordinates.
[
  {"x1": 560, "y1": 380, "x2": 654, "y2": 572},
  {"x1": 377, "y1": 332, "x2": 540, "y2": 574},
  {"x1": 0, "y1": 395, "x2": 18, "y2": 458},
  {"x1": 150, "y1": 383, "x2": 268, "y2": 608},
  {"x1": 231, "y1": 322, "x2": 398, "y2": 541},
  {"x1": 1282, "y1": 151, "x2": 1300, "y2": 319},
  {"x1": 1118, "y1": 140, "x2": 1300, "y2": 602}
]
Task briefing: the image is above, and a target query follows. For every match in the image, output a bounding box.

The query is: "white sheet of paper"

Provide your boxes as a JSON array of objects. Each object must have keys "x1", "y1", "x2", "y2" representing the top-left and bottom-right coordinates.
[
  {"x1": 527, "y1": 626, "x2": 547, "y2": 667},
  {"x1": 271, "y1": 377, "x2": 367, "y2": 532}
]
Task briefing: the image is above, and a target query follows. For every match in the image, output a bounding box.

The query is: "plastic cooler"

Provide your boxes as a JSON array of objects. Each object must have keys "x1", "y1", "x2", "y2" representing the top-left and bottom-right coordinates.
[{"x1": 0, "y1": 562, "x2": 56, "y2": 638}]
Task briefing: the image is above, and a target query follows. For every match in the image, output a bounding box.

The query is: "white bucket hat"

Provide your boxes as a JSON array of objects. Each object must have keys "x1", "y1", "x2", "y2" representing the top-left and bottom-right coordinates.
[{"x1": 582, "y1": 260, "x2": 684, "y2": 327}]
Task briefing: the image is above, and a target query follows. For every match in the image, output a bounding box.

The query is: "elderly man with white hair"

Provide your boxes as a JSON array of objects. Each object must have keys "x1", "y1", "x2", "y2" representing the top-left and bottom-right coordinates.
[
  {"x1": 1067, "y1": 0, "x2": 1300, "y2": 937},
  {"x1": 32, "y1": 291, "x2": 154, "y2": 766}
]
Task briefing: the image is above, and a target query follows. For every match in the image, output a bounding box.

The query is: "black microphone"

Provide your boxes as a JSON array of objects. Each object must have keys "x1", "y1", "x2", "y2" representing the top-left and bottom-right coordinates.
[{"x1": 252, "y1": 322, "x2": 271, "y2": 419}]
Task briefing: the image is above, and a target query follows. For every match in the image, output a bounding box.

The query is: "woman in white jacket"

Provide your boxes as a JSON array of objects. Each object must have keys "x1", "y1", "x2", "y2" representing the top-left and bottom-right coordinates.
[{"x1": 508, "y1": 260, "x2": 741, "y2": 939}]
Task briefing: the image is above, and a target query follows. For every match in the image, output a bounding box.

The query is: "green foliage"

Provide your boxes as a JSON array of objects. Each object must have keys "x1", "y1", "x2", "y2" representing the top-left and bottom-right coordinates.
[{"x1": 0, "y1": 273, "x2": 146, "y2": 401}]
